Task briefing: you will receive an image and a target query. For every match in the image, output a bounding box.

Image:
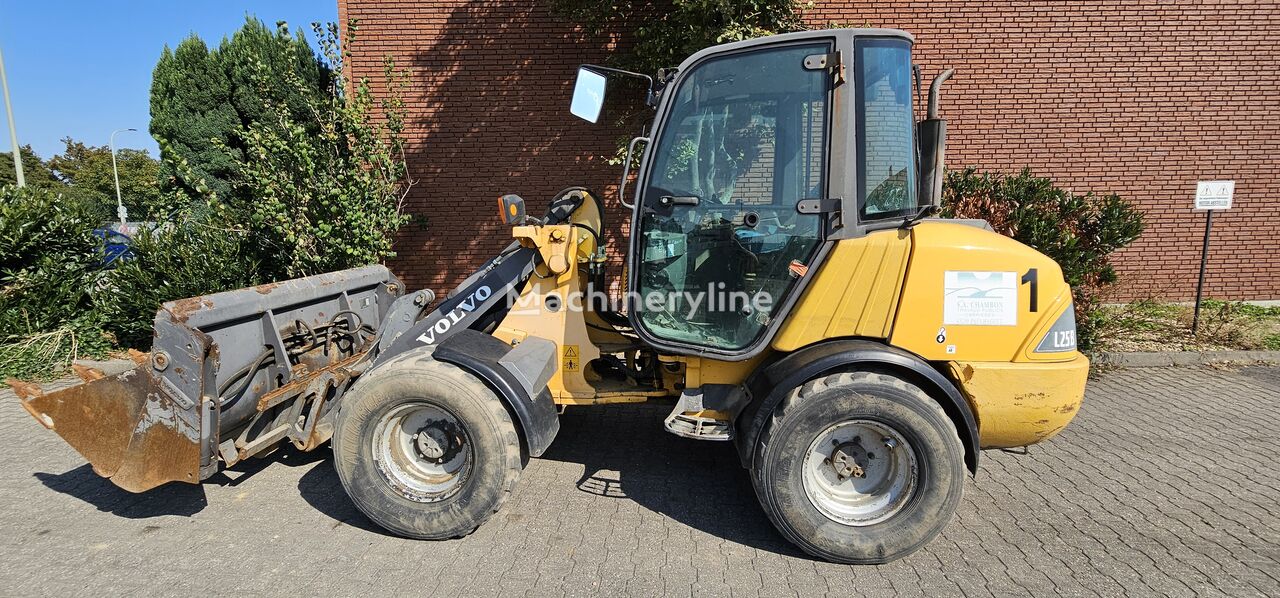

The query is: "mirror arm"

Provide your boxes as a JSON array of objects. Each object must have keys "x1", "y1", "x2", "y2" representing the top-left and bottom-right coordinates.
[{"x1": 581, "y1": 64, "x2": 657, "y2": 107}]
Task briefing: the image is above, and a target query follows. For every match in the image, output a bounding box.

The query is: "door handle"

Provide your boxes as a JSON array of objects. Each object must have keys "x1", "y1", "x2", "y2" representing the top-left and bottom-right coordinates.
[
  {"x1": 659, "y1": 195, "x2": 700, "y2": 207},
  {"x1": 619, "y1": 136, "x2": 649, "y2": 210}
]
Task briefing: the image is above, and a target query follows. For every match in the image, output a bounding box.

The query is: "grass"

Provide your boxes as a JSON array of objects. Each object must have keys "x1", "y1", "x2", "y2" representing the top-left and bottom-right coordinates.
[
  {"x1": 0, "y1": 322, "x2": 115, "y2": 384},
  {"x1": 1093, "y1": 299, "x2": 1280, "y2": 353}
]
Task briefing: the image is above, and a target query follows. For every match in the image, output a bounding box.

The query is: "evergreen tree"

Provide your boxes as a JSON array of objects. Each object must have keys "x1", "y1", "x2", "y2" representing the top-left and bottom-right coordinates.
[
  {"x1": 149, "y1": 16, "x2": 330, "y2": 207},
  {"x1": 219, "y1": 18, "x2": 330, "y2": 134},
  {"x1": 149, "y1": 36, "x2": 238, "y2": 201}
]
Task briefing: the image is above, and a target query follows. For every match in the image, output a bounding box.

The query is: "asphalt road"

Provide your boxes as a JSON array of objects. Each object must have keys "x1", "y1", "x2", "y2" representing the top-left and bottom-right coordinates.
[{"x1": 2, "y1": 365, "x2": 1278, "y2": 596}]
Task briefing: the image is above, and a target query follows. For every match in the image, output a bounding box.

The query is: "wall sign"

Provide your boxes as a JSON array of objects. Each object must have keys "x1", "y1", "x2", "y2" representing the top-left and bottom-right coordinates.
[{"x1": 1195, "y1": 180, "x2": 1234, "y2": 210}]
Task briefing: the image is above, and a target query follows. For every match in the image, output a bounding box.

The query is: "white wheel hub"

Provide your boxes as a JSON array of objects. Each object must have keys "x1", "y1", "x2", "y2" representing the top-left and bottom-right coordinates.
[
  {"x1": 373, "y1": 401, "x2": 472, "y2": 503},
  {"x1": 802, "y1": 420, "x2": 918, "y2": 526}
]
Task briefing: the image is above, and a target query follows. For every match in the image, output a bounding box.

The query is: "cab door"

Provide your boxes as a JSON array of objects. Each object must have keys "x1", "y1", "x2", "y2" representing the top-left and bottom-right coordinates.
[{"x1": 629, "y1": 41, "x2": 834, "y2": 355}]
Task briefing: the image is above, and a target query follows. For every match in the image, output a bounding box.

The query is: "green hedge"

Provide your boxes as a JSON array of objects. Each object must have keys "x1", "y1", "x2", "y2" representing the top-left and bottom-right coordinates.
[
  {"x1": 0, "y1": 185, "x2": 113, "y2": 379},
  {"x1": 97, "y1": 211, "x2": 262, "y2": 349},
  {"x1": 942, "y1": 167, "x2": 1145, "y2": 349}
]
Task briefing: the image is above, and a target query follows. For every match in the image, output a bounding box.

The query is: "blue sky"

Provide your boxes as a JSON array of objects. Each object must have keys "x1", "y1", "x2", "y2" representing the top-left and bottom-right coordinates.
[{"x1": 0, "y1": 1, "x2": 338, "y2": 161}]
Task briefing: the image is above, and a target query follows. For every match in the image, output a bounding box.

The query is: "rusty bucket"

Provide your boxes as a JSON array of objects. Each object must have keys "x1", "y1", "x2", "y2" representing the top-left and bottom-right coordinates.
[
  {"x1": 12, "y1": 359, "x2": 202, "y2": 492},
  {"x1": 12, "y1": 265, "x2": 405, "y2": 492}
]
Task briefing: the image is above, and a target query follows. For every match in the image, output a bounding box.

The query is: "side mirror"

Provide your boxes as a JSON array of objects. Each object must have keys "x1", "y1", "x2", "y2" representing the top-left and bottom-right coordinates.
[{"x1": 570, "y1": 67, "x2": 608, "y2": 123}]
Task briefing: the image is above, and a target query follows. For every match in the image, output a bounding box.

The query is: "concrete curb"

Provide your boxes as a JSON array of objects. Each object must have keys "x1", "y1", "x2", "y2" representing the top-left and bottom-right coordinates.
[
  {"x1": 1089, "y1": 350, "x2": 1280, "y2": 367},
  {"x1": 71, "y1": 358, "x2": 139, "y2": 377}
]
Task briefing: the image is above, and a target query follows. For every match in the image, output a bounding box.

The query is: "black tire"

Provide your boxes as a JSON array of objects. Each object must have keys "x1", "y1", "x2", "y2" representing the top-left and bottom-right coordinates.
[
  {"x1": 332, "y1": 350, "x2": 522, "y2": 539},
  {"x1": 752, "y1": 371, "x2": 965, "y2": 564}
]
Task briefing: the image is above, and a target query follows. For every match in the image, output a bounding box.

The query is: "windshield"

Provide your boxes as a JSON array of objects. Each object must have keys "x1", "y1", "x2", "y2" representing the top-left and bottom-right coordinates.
[
  {"x1": 856, "y1": 38, "x2": 918, "y2": 220},
  {"x1": 647, "y1": 45, "x2": 829, "y2": 207}
]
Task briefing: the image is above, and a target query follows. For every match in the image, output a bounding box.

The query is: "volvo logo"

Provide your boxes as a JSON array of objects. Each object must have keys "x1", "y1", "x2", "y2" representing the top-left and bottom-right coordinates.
[{"x1": 415, "y1": 285, "x2": 492, "y2": 345}]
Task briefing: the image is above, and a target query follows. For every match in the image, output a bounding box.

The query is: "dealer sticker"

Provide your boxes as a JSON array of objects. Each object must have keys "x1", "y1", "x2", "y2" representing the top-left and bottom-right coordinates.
[{"x1": 944, "y1": 271, "x2": 1017, "y2": 326}]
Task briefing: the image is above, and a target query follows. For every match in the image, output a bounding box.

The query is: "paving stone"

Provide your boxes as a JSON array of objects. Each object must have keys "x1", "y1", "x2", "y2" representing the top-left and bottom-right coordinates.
[{"x1": 1, "y1": 365, "x2": 1277, "y2": 596}]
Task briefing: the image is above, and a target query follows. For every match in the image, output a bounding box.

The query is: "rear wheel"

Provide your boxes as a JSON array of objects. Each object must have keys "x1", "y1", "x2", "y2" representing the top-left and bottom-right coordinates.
[
  {"x1": 333, "y1": 353, "x2": 522, "y2": 539},
  {"x1": 752, "y1": 371, "x2": 964, "y2": 564}
]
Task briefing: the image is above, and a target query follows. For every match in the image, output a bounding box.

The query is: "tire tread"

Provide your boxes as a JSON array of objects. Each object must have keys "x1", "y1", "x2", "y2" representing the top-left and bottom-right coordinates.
[{"x1": 751, "y1": 369, "x2": 964, "y2": 564}]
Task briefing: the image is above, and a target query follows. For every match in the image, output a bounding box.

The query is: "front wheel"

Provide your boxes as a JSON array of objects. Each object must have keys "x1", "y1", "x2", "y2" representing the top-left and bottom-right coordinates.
[
  {"x1": 752, "y1": 371, "x2": 965, "y2": 564},
  {"x1": 332, "y1": 353, "x2": 523, "y2": 539}
]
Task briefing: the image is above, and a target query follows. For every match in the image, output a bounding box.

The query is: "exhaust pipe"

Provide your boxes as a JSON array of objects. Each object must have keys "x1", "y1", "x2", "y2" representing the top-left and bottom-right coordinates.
[
  {"x1": 918, "y1": 68, "x2": 955, "y2": 207},
  {"x1": 927, "y1": 68, "x2": 955, "y2": 120}
]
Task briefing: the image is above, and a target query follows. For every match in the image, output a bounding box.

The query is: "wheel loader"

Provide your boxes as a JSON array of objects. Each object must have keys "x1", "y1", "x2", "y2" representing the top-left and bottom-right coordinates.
[{"x1": 12, "y1": 28, "x2": 1088, "y2": 564}]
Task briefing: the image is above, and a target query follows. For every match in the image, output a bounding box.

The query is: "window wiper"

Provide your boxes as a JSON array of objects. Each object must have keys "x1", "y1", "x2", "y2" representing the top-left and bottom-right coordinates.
[{"x1": 901, "y1": 204, "x2": 937, "y2": 228}]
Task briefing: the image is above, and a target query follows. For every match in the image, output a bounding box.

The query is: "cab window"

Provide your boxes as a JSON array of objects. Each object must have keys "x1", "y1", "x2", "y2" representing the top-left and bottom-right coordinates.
[
  {"x1": 636, "y1": 42, "x2": 832, "y2": 351},
  {"x1": 856, "y1": 38, "x2": 918, "y2": 220}
]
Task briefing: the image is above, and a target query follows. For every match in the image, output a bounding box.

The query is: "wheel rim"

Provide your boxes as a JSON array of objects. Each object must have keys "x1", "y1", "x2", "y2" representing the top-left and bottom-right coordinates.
[
  {"x1": 372, "y1": 401, "x2": 472, "y2": 503},
  {"x1": 801, "y1": 419, "x2": 918, "y2": 526}
]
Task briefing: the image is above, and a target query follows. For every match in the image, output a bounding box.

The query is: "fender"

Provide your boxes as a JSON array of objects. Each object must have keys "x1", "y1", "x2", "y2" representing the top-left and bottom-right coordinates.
[
  {"x1": 432, "y1": 330, "x2": 560, "y2": 457},
  {"x1": 735, "y1": 339, "x2": 980, "y2": 473}
]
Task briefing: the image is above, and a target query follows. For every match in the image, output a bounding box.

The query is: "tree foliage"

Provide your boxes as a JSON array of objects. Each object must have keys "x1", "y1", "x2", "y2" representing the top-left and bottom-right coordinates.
[
  {"x1": 229, "y1": 22, "x2": 411, "y2": 279},
  {"x1": 150, "y1": 16, "x2": 330, "y2": 205},
  {"x1": 0, "y1": 145, "x2": 60, "y2": 189},
  {"x1": 549, "y1": 0, "x2": 807, "y2": 163},
  {"x1": 550, "y1": 0, "x2": 805, "y2": 75},
  {"x1": 47, "y1": 138, "x2": 162, "y2": 219},
  {"x1": 221, "y1": 18, "x2": 332, "y2": 138},
  {"x1": 150, "y1": 36, "x2": 239, "y2": 202}
]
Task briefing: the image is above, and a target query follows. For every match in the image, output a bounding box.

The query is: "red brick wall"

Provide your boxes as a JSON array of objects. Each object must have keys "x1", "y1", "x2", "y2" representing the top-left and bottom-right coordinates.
[{"x1": 340, "y1": 0, "x2": 1280, "y2": 301}]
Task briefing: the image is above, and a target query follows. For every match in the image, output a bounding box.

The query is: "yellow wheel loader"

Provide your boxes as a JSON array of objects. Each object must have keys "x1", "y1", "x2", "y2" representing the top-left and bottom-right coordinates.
[{"x1": 13, "y1": 29, "x2": 1088, "y2": 564}]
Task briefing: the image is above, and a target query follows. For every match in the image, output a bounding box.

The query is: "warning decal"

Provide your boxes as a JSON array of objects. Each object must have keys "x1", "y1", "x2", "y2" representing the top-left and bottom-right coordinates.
[{"x1": 562, "y1": 344, "x2": 580, "y2": 372}]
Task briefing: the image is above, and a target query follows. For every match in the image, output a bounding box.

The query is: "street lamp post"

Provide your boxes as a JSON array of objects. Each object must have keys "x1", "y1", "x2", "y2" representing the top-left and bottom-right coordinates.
[
  {"x1": 109, "y1": 127, "x2": 137, "y2": 231},
  {"x1": 0, "y1": 46, "x2": 24, "y2": 187}
]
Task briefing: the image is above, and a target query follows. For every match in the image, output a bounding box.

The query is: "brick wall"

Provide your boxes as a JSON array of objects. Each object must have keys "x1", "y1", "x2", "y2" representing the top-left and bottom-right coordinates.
[{"x1": 340, "y1": 0, "x2": 1280, "y2": 301}]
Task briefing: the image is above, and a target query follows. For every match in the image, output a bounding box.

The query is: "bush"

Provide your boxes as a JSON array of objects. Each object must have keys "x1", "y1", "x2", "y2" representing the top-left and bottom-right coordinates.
[
  {"x1": 231, "y1": 22, "x2": 412, "y2": 279},
  {"x1": 0, "y1": 185, "x2": 113, "y2": 379},
  {"x1": 98, "y1": 204, "x2": 261, "y2": 348},
  {"x1": 942, "y1": 167, "x2": 1144, "y2": 349}
]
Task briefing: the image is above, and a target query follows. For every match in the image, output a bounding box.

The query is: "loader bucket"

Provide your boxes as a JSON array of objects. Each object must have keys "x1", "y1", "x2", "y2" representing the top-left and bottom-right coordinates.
[
  {"x1": 13, "y1": 265, "x2": 408, "y2": 493},
  {"x1": 14, "y1": 368, "x2": 201, "y2": 492}
]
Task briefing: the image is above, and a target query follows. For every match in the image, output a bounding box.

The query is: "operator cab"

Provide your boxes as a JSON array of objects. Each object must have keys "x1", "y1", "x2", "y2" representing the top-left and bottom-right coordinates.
[{"x1": 571, "y1": 29, "x2": 935, "y2": 359}]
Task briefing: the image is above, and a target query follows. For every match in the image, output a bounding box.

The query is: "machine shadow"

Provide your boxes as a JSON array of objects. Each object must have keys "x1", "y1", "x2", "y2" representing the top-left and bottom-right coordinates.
[
  {"x1": 292, "y1": 403, "x2": 805, "y2": 556},
  {"x1": 295, "y1": 447, "x2": 398, "y2": 536},
  {"x1": 33, "y1": 466, "x2": 209, "y2": 519},
  {"x1": 33, "y1": 443, "x2": 329, "y2": 519},
  {"x1": 539, "y1": 403, "x2": 807, "y2": 558}
]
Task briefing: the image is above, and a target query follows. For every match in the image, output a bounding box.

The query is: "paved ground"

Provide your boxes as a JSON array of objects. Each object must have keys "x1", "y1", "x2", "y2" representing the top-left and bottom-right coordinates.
[{"x1": 2, "y1": 365, "x2": 1278, "y2": 597}]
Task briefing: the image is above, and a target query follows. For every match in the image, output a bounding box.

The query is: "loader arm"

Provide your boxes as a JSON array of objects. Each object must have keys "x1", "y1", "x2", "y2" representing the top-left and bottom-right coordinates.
[
  {"x1": 375, "y1": 245, "x2": 538, "y2": 364},
  {"x1": 13, "y1": 210, "x2": 557, "y2": 492}
]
